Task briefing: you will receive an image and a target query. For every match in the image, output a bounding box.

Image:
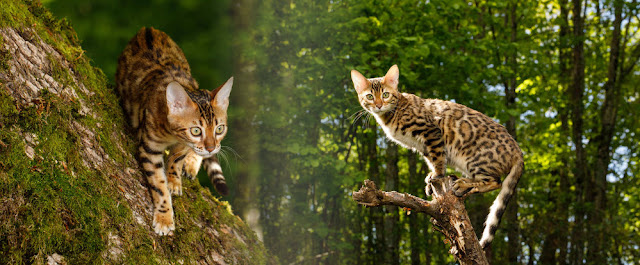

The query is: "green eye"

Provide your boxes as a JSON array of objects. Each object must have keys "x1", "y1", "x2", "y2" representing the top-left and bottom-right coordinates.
[
  {"x1": 215, "y1": 125, "x2": 225, "y2": 134},
  {"x1": 366, "y1": 94, "x2": 374, "y2": 100},
  {"x1": 382, "y1": 92, "x2": 390, "y2": 99},
  {"x1": 190, "y1": 127, "x2": 202, "y2": 136}
]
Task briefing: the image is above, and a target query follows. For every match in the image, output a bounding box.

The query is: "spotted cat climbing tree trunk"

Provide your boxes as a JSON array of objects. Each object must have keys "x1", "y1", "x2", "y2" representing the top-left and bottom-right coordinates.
[{"x1": 0, "y1": 1, "x2": 271, "y2": 264}]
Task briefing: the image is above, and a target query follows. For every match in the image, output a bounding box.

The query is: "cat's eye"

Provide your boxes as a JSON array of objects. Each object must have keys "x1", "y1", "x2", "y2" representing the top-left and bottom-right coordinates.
[
  {"x1": 215, "y1": 125, "x2": 225, "y2": 134},
  {"x1": 382, "y1": 92, "x2": 390, "y2": 99},
  {"x1": 366, "y1": 94, "x2": 374, "y2": 100},
  {"x1": 190, "y1": 127, "x2": 202, "y2": 136}
]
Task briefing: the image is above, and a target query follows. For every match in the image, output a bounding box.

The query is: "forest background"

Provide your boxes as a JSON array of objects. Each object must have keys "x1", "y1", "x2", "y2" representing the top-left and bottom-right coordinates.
[{"x1": 44, "y1": 0, "x2": 640, "y2": 264}]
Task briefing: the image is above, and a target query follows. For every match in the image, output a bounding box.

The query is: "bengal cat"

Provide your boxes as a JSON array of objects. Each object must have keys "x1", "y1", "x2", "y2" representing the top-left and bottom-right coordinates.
[
  {"x1": 351, "y1": 65, "x2": 524, "y2": 249},
  {"x1": 116, "y1": 27, "x2": 232, "y2": 235}
]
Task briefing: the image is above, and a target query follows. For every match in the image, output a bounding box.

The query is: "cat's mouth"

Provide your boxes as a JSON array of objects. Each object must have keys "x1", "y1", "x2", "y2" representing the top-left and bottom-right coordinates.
[
  {"x1": 196, "y1": 146, "x2": 220, "y2": 158},
  {"x1": 368, "y1": 106, "x2": 392, "y2": 114}
]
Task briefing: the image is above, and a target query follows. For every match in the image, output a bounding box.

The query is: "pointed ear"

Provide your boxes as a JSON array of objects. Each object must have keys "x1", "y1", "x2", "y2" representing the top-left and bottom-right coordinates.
[
  {"x1": 383, "y1": 65, "x2": 399, "y2": 90},
  {"x1": 351, "y1": 70, "x2": 370, "y2": 94},
  {"x1": 166, "y1": 82, "x2": 194, "y2": 115},
  {"x1": 212, "y1": 76, "x2": 233, "y2": 112}
]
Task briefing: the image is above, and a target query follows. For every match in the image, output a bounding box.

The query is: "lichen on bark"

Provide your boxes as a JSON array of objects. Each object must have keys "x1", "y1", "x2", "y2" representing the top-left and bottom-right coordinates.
[{"x1": 0, "y1": 1, "x2": 272, "y2": 264}]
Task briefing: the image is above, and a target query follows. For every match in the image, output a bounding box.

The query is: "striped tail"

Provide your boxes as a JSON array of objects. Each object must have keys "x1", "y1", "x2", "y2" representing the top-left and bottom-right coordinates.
[
  {"x1": 202, "y1": 156, "x2": 228, "y2": 196},
  {"x1": 479, "y1": 160, "x2": 524, "y2": 249}
]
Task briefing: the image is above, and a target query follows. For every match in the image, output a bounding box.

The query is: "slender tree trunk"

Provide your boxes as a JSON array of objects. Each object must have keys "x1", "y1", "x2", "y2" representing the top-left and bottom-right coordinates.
[
  {"x1": 366, "y1": 129, "x2": 384, "y2": 264},
  {"x1": 504, "y1": 2, "x2": 520, "y2": 263},
  {"x1": 569, "y1": 0, "x2": 587, "y2": 264},
  {"x1": 541, "y1": 1, "x2": 572, "y2": 263},
  {"x1": 384, "y1": 144, "x2": 400, "y2": 264},
  {"x1": 407, "y1": 152, "x2": 422, "y2": 265},
  {"x1": 231, "y1": 0, "x2": 262, "y2": 238},
  {"x1": 587, "y1": 0, "x2": 622, "y2": 263},
  {"x1": 558, "y1": 2, "x2": 572, "y2": 263}
]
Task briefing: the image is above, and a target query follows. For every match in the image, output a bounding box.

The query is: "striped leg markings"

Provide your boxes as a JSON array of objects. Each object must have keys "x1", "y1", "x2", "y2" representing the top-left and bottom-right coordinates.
[
  {"x1": 139, "y1": 139, "x2": 174, "y2": 235},
  {"x1": 422, "y1": 138, "x2": 446, "y2": 196},
  {"x1": 166, "y1": 144, "x2": 189, "y2": 196}
]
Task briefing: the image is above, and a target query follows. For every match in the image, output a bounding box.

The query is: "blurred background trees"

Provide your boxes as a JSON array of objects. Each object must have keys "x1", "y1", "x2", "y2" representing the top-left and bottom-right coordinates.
[{"x1": 45, "y1": 0, "x2": 640, "y2": 264}]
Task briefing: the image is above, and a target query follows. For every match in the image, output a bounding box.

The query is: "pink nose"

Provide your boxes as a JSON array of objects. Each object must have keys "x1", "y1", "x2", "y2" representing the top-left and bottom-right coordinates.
[{"x1": 205, "y1": 146, "x2": 216, "y2": 152}]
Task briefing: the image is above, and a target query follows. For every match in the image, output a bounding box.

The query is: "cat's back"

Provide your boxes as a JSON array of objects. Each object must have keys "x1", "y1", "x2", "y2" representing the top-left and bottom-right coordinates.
[
  {"x1": 406, "y1": 94, "x2": 522, "y2": 173},
  {"x1": 433, "y1": 98, "x2": 522, "y2": 173},
  {"x1": 116, "y1": 27, "x2": 196, "y2": 99},
  {"x1": 116, "y1": 27, "x2": 200, "y2": 130}
]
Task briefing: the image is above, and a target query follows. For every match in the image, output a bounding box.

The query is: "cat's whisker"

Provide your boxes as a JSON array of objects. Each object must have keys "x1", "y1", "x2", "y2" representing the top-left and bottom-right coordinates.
[
  {"x1": 221, "y1": 145, "x2": 243, "y2": 164},
  {"x1": 217, "y1": 149, "x2": 230, "y2": 167},
  {"x1": 348, "y1": 109, "x2": 370, "y2": 133}
]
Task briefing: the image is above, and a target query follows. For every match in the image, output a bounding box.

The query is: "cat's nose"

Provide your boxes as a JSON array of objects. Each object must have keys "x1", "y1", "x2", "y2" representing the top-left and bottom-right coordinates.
[
  {"x1": 376, "y1": 103, "x2": 382, "y2": 109},
  {"x1": 205, "y1": 146, "x2": 216, "y2": 152}
]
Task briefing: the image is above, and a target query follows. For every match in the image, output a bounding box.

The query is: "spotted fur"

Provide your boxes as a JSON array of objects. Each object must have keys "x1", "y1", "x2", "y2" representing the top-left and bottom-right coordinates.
[
  {"x1": 351, "y1": 65, "x2": 524, "y2": 249},
  {"x1": 116, "y1": 27, "x2": 233, "y2": 235}
]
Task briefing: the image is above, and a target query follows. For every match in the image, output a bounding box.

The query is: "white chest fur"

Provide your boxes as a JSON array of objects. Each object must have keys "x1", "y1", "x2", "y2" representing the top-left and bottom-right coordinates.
[{"x1": 373, "y1": 114, "x2": 423, "y2": 152}]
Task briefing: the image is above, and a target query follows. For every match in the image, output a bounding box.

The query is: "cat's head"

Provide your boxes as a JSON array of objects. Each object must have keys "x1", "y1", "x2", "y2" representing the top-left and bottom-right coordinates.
[
  {"x1": 351, "y1": 65, "x2": 400, "y2": 115},
  {"x1": 165, "y1": 77, "x2": 233, "y2": 158}
]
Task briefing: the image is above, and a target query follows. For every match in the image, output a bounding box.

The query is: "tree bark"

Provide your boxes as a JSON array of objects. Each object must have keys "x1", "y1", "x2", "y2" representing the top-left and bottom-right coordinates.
[
  {"x1": 231, "y1": 0, "x2": 263, "y2": 240},
  {"x1": 541, "y1": 1, "x2": 571, "y2": 263},
  {"x1": 588, "y1": 0, "x2": 623, "y2": 262},
  {"x1": 504, "y1": 2, "x2": 520, "y2": 263},
  {"x1": 384, "y1": 144, "x2": 400, "y2": 264},
  {"x1": 365, "y1": 129, "x2": 385, "y2": 264},
  {"x1": 569, "y1": 0, "x2": 587, "y2": 263},
  {"x1": 352, "y1": 178, "x2": 489, "y2": 265},
  {"x1": 407, "y1": 152, "x2": 424, "y2": 265}
]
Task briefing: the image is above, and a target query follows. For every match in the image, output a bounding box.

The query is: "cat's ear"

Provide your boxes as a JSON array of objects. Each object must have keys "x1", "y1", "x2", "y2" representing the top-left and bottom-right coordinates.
[
  {"x1": 212, "y1": 77, "x2": 233, "y2": 112},
  {"x1": 351, "y1": 70, "x2": 369, "y2": 94},
  {"x1": 383, "y1": 65, "x2": 399, "y2": 90},
  {"x1": 166, "y1": 82, "x2": 195, "y2": 115}
]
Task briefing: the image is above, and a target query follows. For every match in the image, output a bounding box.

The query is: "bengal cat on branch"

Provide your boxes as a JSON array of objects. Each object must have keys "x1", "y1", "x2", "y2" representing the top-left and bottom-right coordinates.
[
  {"x1": 351, "y1": 65, "x2": 524, "y2": 249},
  {"x1": 116, "y1": 27, "x2": 232, "y2": 235}
]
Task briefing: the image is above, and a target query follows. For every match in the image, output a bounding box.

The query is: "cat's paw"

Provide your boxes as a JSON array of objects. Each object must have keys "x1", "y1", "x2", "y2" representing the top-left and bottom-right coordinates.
[
  {"x1": 167, "y1": 179, "x2": 183, "y2": 196},
  {"x1": 425, "y1": 183, "x2": 435, "y2": 196},
  {"x1": 452, "y1": 178, "x2": 473, "y2": 197},
  {"x1": 182, "y1": 161, "x2": 198, "y2": 180},
  {"x1": 153, "y1": 210, "x2": 175, "y2": 236},
  {"x1": 424, "y1": 172, "x2": 444, "y2": 184}
]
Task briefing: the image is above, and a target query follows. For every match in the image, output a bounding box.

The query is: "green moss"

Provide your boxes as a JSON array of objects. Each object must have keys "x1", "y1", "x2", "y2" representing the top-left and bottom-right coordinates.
[
  {"x1": 0, "y1": 1, "x2": 271, "y2": 264},
  {"x1": 0, "y1": 35, "x2": 9, "y2": 72}
]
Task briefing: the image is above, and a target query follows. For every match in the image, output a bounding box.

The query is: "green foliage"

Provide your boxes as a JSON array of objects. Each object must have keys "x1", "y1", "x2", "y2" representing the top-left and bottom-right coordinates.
[
  {"x1": 244, "y1": 0, "x2": 640, "y2": 264},
  {"x1": 26, "y1": 0, "x2": 640, "y2": 264}
]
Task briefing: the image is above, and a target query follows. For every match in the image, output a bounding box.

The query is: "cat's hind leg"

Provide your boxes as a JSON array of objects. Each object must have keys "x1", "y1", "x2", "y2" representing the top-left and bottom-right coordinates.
[{"x1": 452, "y1": 175, "x2": 501, "y2": 197}]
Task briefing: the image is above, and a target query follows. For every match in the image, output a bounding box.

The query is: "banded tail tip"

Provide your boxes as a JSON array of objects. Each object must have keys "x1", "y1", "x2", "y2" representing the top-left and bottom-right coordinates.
[{"x1": 214, "y1": 182, "x2": 229, "y2": 196}]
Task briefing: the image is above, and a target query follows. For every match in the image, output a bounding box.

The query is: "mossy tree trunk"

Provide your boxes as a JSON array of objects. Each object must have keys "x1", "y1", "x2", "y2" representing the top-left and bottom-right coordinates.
[{"x1": 0, "y1": 1, "x2": 272, "y2": 264}]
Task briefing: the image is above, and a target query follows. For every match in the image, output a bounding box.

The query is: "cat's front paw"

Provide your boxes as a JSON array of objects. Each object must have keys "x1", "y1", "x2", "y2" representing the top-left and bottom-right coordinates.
[
  {"x1": 424, "y1": 172, "x2": 444, "y2": 183},
  {"x1": 153, "y1": 210, "x2": 175, "y2": 236},
  {"x1": 425, "y1": 183, "x2": 435, "y2": 196},
  {"x1": 452, "y1": 178, "x2": 473, "y2": 197},
  {"x1": 167, "y1": 179, "x2": 183, "y2": 196},
  {"x1": 182, "y1": 161, "x2": 198, "y2": 180}
]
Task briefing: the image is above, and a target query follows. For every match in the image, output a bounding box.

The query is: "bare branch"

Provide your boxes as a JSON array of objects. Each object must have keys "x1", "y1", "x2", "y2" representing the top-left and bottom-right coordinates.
[{"x1": 352, "y1": 176, "x2": 489, "y2": 265}]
